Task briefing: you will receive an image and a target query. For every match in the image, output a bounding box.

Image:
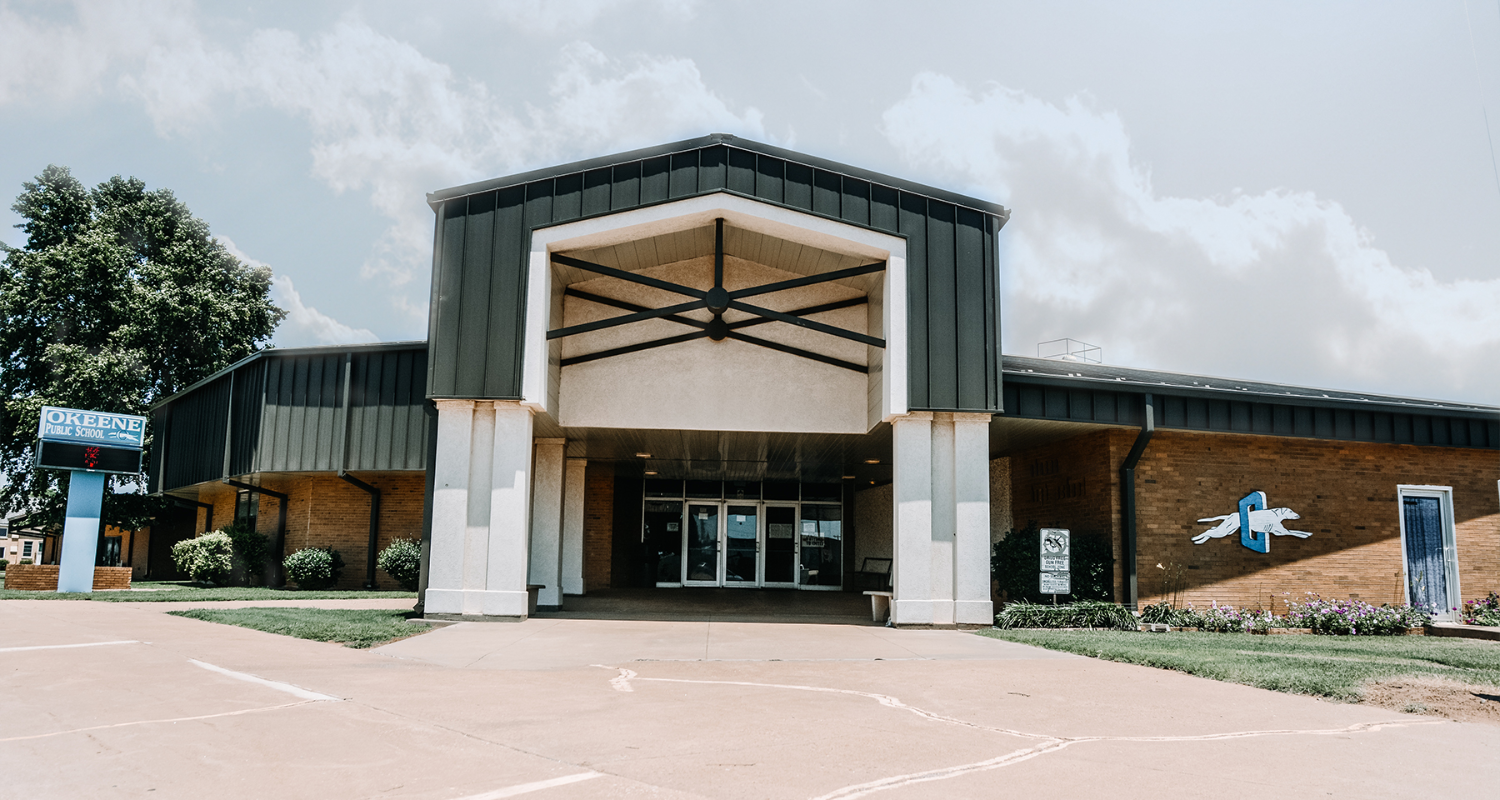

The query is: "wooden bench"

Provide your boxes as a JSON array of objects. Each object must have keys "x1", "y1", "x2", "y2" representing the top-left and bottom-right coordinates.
[{"x1": 863, "y1": 590, "x2": 894, "y2": 623}]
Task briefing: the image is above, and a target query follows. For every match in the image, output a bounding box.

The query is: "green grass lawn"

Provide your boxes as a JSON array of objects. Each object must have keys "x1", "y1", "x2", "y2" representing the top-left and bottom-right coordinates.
[
  {"x1": 168, "y1": 607, "x2": 425, "y2": 648},
  {"x1": 981, "y1": 629, "x2": 1500, "y2": 701},
  {"x1": 0, "y1": 581, "x2": 415, "y2": 602}
]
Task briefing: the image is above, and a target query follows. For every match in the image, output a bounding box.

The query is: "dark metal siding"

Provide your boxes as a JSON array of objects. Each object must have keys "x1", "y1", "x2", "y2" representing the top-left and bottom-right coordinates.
[
  {"x1": 152, "y1": 345, "x2": 431, "y2": 493},
  {"x1": 426, "y1": 141, "x2": 1006, "y2": 412},
  {"x1": 159, "y1": 376, "x2": 231, "y2": 490},
  {"x1": 258, "y1": 353, "x2": 345, "y2": 472},
  {"x1": 346, "y1": 348, "x2": 430, "y2": 471},
  {"x1": 1001, "y1": 379, "x2": 1499, "y2": 450},
  {"x1": 226, "y1": 360, "x2": 265, "y2": 476}
]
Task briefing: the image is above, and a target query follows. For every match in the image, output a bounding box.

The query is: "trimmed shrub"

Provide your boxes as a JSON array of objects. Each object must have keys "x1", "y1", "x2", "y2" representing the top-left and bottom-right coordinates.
[
  {"x1": 171, "y1": 531, "x2": 235, "y2": 585},
  {"x1": 992, "y1": 524, "x2": 1114, "y2": 603},
  {"x1": 283, "y1": 547, "x2": 344, "y2": 590},
  {"x1": 0, "y1": 558, "x2": 8, "y2": 570},
  {"x1": 1139, "y1": 600, "x2": 1191, "y2": 626},
  {"x1": 994, "y1": 600, "x2": 1138, "y2": 631},
  {"x1": 220, "y1": 522, "x2": 269, "y2": 586},
  {"x1": 376, "y1": 538, "x2": 421, "y2": 591}
]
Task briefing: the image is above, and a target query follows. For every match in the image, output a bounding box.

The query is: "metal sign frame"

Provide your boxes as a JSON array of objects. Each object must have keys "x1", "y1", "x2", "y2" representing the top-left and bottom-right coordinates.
[{"x1": 1039, "y1": 527, "x2": 1071, "y2": 596}]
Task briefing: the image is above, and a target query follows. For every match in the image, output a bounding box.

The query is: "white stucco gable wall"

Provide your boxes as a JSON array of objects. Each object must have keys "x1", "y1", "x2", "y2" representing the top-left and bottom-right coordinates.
[{"x1": 520, "y1": 193, "x2": 908, "y2": 434}]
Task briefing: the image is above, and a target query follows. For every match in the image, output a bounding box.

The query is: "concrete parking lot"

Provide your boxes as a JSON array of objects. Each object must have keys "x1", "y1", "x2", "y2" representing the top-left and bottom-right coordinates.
[{"x1": 2, "y1": 599, "x2": 1496, "y2": 799}]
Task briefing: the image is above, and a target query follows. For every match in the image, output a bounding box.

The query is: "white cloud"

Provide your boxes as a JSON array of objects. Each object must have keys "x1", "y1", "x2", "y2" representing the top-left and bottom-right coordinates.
[
  {"x1": 490, "y1": 0, "x2": 698, "y2": 34},
  {"x1": 112, "y1": 12, "x2": 764, "y2": 331},
  {"x1": 883, "y1": 74, "x2": 1500, "y2": 403},
  {"x1": 0, "y1": 0, "x2": 191, "y2": 105},
  {"x1": 217, "y1": 236, "x2": 378, "y2": 348},
  {"x1": 269, "y1": 275, "x2": 382, "y2": 348}
]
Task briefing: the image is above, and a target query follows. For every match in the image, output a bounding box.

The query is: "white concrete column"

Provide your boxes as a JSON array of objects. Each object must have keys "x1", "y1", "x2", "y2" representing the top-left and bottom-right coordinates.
[
  {"x1": 528, "y1": 439, "x2": 566, "y2": 608},
  {"x1": 929, "y1": 414, "x2": 956, "y2": 626},
  {"x1": 482, "y1": 400, "x2": 536, "y2": 617},
  {"x1": 425, "y1": 399, "x2": 476, "y2": 614},
  {"x1": 561, "y1": 458, "x2": 587, "y2": 596},
  {"x1": 891, "y1": 411, "x2": 934, "y2": 625},
  {"x1": 464, "y1": 403, "x2": 497, "y2": 609},
  {"x1": 953, "y1": 413, "x2": 994, "y2": 625}
]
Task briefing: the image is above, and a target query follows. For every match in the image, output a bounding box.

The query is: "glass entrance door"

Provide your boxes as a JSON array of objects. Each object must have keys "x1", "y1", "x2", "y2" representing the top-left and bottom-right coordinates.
[
  {"x1": 684, "y1": 504, "x2": 720, "y2": 585},
  {"x1": 763, "y1": 505, "x2": 798, "y2": 586},
  {"x1": 723, "y1": 505, "x2": 760, "y2": 585}
]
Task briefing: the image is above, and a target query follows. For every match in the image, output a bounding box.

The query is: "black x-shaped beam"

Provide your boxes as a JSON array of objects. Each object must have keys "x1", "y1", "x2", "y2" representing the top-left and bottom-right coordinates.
[
  {"x1": 548, "y1": 218, "x2": 886, "y2": 370},
  {"x1": 559, "y1": 290, "x2": 872, "y2": 372}
]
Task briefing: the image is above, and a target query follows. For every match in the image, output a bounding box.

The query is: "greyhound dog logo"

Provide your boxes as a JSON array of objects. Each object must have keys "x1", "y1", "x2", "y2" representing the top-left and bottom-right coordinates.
[{"x1": 1193, "y1": 491, "x2": 1311, "y2": 552}]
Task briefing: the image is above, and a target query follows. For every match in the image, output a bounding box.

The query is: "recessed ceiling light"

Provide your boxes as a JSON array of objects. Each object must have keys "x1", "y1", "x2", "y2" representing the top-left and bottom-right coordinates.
[
  {"x1": 842, "y1": 475, "x2": 856, "y2": 480},
  {"x1": 644, "y1": 470, "x2": 658, "y2": 476},
  {"x1": 635, "y1": 452, "x2": 651, "y2": 458},
  {"x1": 863, "y1": 459, "x2": 880, "y2": 464}
]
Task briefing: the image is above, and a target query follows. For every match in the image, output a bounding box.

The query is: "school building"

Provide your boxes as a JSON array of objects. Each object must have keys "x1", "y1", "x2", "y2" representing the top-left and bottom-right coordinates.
[{"x1": 142, "y1": 135, "x2": 1499, "y2": 624}]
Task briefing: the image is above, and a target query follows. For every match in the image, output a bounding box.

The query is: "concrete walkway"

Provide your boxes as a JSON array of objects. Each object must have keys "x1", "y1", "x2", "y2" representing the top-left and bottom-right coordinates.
[
  {"x1": 380, "y1": 617, "x2": 1070, "y2": 670},
  {"x1": 2, "y1": 599, "x2": 1496, "y2": 799}
]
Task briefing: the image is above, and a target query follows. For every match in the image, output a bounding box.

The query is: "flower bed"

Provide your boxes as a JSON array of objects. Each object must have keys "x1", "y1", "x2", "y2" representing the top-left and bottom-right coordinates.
[
  {"x1": 1138, "y1": 594, "x2": 1430, "y2": 635},
  {"x1": 1462, "y1": 592, "x2": 1500, "y2": 627}
]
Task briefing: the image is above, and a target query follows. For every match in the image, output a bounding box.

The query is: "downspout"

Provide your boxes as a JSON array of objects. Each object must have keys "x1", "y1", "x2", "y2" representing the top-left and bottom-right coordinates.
[
  {"x1": 223, "y1": 480, "x2": 288, "y2": 586},
  {"x1": 178, "y1": 498, "x2": 215, "y2": 533},
  {"x1": 338, "y1": 471, "x2": 381, "y2": 589},
  {"x1": 1119, "y1": 393, "x2": 1155, "y2": 610}
]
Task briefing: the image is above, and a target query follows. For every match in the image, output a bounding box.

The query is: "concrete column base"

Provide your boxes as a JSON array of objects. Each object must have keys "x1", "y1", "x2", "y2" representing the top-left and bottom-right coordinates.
[
  {"x1": 424, "y1": 588, "x2": 530, "y2": 617},
  {"x1": 954, "y1": 599, "x2": 995, "y2": 626}
]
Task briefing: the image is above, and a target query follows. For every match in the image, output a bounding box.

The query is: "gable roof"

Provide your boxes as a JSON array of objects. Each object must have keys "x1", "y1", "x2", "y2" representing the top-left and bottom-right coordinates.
[{"x1": 427, "y1": 133, "x2": 1009, "y2": 220}]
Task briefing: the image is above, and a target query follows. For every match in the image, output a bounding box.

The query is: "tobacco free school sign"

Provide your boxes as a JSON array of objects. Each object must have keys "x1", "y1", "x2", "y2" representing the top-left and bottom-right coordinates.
[{"x1": 37, "y1": 406, "x2": 146, "y2": 449}]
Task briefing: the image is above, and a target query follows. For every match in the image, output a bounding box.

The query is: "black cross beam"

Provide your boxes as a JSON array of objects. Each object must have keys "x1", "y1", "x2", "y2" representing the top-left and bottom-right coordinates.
[{"x1": 548, "y1": 218, "x2": 885, "y2": 372}]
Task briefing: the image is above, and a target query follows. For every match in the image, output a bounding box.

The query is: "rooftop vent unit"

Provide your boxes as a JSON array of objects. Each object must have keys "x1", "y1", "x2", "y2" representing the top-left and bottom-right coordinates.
[{"x1": 1037, "y1": 338, "x2": 1102, "y2": 364}]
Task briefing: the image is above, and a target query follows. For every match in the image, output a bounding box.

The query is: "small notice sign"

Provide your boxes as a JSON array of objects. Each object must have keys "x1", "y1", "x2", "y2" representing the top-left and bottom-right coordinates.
[
  {"x1": 37, "y1": 406, "x2": 146, "y2": 449},
  {"x1": 1039, "y1": 528, "x2": 1071, "y2": 595}
]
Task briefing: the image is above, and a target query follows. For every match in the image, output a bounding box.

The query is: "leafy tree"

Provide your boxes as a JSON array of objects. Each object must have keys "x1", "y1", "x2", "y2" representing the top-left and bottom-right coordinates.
[{"x1": 0, "y1": 165, "x2": 284, "y2": 530}]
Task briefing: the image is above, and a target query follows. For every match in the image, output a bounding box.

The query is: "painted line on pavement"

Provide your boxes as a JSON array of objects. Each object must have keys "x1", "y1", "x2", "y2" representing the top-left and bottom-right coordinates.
[
  {"x1": 600, "y1": 666, "x2": 1448, "y2": 800},
  {"x1": 190, "y1": 658, "x2": 342, "y2": 701},
  {"x1": 811, "y1": 718, "x2": 1448, "y2": 800},
  {"x1": 0, "y1": 700, "x2": 320, "y2": 742},
  {"x1": 0, "y1": 640, "x2": 139, "y2": 653},
  {"x1": 450, "y1": 772, "x2": 603, "y2": 799}
]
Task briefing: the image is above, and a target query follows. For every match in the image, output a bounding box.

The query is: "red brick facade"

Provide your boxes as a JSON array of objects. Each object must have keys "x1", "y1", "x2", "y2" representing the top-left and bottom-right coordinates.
[
  {"x1": 1008, "y1": 429, "x2": 1128, "y2": 598},
  {"x1": 181, "y1": 473, "x2": 426, "y2": 590},
  {"x1": 1010, "y1": 428, "x2": 1499, "y2": 611},
  {"x1": 4, "y1": 564, "x2": 131, "y2": 591},
  {"x1": 1134, "y1": 431, "x2": 1498, "y2": 611},
  {"x1": 584, "y1": 462, "x2": 615, "y2": 591}
]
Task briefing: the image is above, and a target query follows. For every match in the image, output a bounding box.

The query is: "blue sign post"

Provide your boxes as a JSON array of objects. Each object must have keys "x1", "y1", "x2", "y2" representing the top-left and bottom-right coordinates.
[{"x1": 36, "y1": 406, "x2": 146, "y2": 594}]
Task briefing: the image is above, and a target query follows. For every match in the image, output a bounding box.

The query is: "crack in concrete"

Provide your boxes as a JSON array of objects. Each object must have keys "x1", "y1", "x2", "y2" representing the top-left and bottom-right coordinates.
[
  {"x1": 597, "y1": 665, "x2": 1447, "y2": 799},
  {"x1": 0, "y1": 700, "x2": 323, "y2": 743}
]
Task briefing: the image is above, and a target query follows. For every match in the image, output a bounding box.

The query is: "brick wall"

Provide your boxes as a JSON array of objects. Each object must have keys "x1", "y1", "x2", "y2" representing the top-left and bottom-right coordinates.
[
  {"x1": 1008, "y1": 429, "x2": 1127, "y2": 598},
  {"x1": 584, "y1": 462, "x2": 615, "y2": 591},
  {"x1": 177, "y1": 473, "x2": 426, "y2": 590},
  {"x1": 4, "y1": 565, "x2": 131, "y2": 591},
  {"x1": 1134, "y1": 431, "x2": 1500, "y2": 611}
]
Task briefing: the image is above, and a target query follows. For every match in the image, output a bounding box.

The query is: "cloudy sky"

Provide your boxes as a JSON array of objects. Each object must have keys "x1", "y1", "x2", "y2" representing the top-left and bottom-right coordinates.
[{"x1": 2, "y1": 0, "x2": 1498, "y2": 405}]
